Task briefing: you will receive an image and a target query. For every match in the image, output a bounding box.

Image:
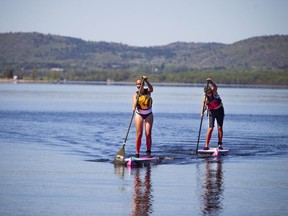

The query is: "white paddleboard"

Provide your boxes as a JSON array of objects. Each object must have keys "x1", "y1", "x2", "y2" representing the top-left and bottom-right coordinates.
[
  {"x1": 197, "y1": 147, "x2": 229, "y2": 156},
  {"x1": 125, "y1": 156, "x2": 160, "y2": 166}
]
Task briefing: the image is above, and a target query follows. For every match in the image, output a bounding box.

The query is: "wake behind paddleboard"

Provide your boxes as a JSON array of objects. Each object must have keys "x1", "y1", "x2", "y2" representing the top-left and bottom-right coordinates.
[
  {"x1": 125, "y1": 156, "x2": 160, "y2": 167},
  {"x1": 197, "y1": 147, "x2": 229, "y2": 156}
]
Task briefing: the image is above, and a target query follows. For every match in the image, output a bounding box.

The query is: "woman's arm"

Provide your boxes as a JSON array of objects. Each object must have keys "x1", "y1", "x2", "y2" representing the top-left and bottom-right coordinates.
[
  {"x1": 207, "y1": 78, "x2": 217, "y2": 94},
  {"x1": 132, "y1": 92, "x2": 138, "y2": 112},
  {"x1": 143, "y1": 76, "x2": 153, "y2": 93},
  {"x1": 201, "y1": 95, "x2": 207, "y2": 116}
]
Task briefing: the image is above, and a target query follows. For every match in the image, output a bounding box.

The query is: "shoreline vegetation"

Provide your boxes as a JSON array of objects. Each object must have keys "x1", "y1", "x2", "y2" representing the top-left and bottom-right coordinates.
[
  {"x1": 1, "y1": 78, "x2": 287, "y2": 89},
  {"x1": 1, "y1": 33, "x2": 287, "y2": 89}
]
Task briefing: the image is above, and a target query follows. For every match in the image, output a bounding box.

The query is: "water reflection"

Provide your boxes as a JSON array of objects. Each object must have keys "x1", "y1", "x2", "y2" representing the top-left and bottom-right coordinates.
[
  {"x1": 114, "y1": 165, "x2": 153, "y2": 216},
  {"x1": 200, "y1": 158, "x2": 224, "y2": 215},
  {"x1": 114, "y1": 164, "x2": 125, "y2": 177},
  {"x1": 131, "y1": 167, "x2": 153, "y2": 216}
]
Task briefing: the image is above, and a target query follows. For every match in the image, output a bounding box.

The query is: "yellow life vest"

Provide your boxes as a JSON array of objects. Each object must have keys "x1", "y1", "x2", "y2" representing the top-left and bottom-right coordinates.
[{"x1": 138, "y1": 94, "x2": 153, "y2": 110}]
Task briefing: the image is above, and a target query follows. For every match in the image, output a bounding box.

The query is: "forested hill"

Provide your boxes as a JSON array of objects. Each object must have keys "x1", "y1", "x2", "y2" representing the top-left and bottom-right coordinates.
[{"x1": 0, "y1": 32, "x2": 288, "y2": 85}]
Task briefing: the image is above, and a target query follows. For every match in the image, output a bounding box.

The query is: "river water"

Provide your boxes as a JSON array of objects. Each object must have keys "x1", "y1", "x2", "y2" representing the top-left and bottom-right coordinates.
[{"x1": 0, "y1": 83, "x2": 287, "y2": 215}]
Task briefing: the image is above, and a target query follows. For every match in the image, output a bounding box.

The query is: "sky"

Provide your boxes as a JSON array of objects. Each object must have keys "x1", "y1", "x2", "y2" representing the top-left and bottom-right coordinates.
[{"x1": 0, "y1": 0, "x2": 287, "y2": 47}]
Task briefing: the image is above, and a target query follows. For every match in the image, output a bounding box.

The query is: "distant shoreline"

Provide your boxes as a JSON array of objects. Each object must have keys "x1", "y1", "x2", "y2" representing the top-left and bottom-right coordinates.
[{"x1": 0, "y1": 78, "x2": 287, "y2": 89}]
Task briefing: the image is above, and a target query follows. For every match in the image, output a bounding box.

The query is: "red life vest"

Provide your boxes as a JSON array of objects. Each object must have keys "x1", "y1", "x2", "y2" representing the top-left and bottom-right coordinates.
[{"x1": 207, "y1": 94, "x2": 222, "y2": 110}]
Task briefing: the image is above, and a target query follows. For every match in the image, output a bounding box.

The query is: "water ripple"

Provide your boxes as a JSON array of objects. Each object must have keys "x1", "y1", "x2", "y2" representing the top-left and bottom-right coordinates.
[{"x1": 1, "y1": 111, "x2": 287, "y2": 164}]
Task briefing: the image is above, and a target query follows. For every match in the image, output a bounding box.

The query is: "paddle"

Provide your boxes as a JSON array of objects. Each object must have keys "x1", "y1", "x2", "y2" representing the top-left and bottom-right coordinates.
[
  {"x1": 114, "y1": 78, "x2": 144, "y2": 164},
  {"x1": 195, "y1": 80, "x2": 210, "y2": 154}
]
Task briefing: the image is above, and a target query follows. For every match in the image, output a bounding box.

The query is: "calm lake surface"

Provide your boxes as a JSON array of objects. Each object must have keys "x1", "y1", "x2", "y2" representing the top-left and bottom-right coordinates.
[{"x1": 0, "y1": 83, "x2": 288, "y2": 216}]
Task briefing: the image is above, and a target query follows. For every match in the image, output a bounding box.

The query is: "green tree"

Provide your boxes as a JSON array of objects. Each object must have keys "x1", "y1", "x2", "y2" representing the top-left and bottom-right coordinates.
[{"x1": 32, "y1": 68, "x2": 38, "y2": 80}]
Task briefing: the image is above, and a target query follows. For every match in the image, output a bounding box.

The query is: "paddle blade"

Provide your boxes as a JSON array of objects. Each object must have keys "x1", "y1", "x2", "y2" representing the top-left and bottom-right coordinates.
[{"x1": 114, "y1": 144, "x2": 125, "y2": 164}]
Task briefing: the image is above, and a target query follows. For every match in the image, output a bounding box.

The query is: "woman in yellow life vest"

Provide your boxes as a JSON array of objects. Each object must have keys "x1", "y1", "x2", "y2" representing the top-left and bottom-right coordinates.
[{"x1": 132, "y1": 76, "x2": 153, "y2": 158}]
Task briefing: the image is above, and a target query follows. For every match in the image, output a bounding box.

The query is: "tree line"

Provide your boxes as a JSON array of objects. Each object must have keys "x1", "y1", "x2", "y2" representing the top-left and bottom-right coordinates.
[{"x1": 2, "y1": 67, "x2": 287, "y2": 86}]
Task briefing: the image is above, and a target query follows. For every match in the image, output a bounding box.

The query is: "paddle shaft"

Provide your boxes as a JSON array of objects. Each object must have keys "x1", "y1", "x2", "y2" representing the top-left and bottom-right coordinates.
[
  {"x1": 195, "y1": 81, "x2": 210, "y2": 154},
  {"x1": 196, "y1": 113, "x2": 204, "y2": 153}
]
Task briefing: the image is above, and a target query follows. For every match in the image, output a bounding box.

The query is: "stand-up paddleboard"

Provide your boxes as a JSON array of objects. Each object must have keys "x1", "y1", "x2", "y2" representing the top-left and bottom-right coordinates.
[
  {"x1": 197, "y1": 147, "x2": 229, "y2": 156},
  {"x1": 125, "y1": 156, "x2": 160, "y2": 167}
]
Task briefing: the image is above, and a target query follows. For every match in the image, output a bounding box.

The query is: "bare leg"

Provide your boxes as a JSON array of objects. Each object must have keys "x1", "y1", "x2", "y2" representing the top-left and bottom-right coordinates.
[
  {"x1": 135, "y1": 114, "x2": 143, "y2": 155},
  {"x1": 217, "y1": 125, "x2": 223, "y2": 144},
  {"x1": 205, "y1": 127, "x2": 214, "y2": 148},
  {"x1": 145, "y1": 113, "x2": 153, "y2": 152}
]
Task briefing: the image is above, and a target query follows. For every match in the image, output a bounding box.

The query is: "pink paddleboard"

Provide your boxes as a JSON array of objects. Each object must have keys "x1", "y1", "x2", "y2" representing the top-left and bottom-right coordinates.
[
  {"x1": 197, "y1": 147, "x2": 229, "y2": 156},
  {"x1": 125, "y1": 156, "x2": 160, "y2": 166}
]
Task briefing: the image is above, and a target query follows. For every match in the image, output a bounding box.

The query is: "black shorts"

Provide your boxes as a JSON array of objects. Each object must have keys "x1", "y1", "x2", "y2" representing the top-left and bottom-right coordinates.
[
  {"x1": 208, "y1": 106, "x2": 224, "y2": 128},
  {"x1": 137, "y1": 112, "x2": 153, "y2": 120}
]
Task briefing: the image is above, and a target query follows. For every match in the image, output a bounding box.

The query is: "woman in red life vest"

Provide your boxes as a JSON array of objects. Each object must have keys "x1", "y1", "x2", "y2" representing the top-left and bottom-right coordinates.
[
  {"x1": 132, "y1": 76, "x2": 153, "y2": 158},
  {"x1": 202, "y1": 78, "x2": 225, "y2": 150}
]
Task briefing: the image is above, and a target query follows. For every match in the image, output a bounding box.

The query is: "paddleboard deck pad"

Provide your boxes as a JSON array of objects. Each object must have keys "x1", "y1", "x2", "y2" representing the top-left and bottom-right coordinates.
[
  {"x1": 197, "y1": 147, "x2": 229, "y2": 156},
  {"x1": 125, "y1": 156, "x2": 160, "y2": 167}
]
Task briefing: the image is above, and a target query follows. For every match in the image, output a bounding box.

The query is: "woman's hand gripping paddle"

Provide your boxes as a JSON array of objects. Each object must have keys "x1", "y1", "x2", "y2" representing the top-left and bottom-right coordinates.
[
  {"x1": 114, "y1": 78, "x2": 144, "y2": 164},
  {"x1": 195, "y1": 80, "x2": 210, "y2": 154}
]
